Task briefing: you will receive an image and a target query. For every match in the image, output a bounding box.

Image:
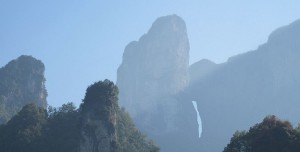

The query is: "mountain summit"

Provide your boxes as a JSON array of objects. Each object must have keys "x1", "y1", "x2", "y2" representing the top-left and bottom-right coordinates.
[
  {"x1": 117, "y1": 14, "x2": 189, "y2": 126},
  {"x1": 0, "y1": 55, "x2": 47, "y2": 124},
  {"x1": 117, "y1": 14, "x2": 192, "y2": 151}
]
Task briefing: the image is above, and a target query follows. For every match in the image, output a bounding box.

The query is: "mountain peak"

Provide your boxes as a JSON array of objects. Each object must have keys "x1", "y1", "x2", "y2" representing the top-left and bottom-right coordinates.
[
  {"x1": 0, "y1": 55, "x2": 47, "y2": 124},
  {"x1": 189, "y1": 59, "x2": 218, "y2": 82},
  {"x1": 117, "y1": 15, "x2": 190, "y2": 148},
  {"x1": 267, "y1": 19, "x2": 300, "y2": 45},
  {"x1": 148, "y1": 14, "x2": 186, "y2": 34},
  {"x1": 117, "y1": 14, "x2": 190, "y2": 116}
]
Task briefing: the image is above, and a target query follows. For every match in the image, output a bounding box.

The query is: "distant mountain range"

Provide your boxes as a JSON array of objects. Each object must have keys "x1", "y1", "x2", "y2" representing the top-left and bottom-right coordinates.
[
  {"x1": 117, "y1": 15, "x2": 300, "y2": 151},
  {"x1": 2, "y1": 14, "x2": 300, "y2": 152},
  {"x1": 186, "y1": 18, "x2": 300, "y2": 151}
]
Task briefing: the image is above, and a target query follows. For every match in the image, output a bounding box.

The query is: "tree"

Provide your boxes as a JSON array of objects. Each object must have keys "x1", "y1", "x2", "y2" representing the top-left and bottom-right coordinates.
[
  {"x1": 224, "y1": 115, "x2": 300, "y2": 152},
  {"x1": 80, "y1": 79, "x2": 119, "y2": 115},
  {"x1": 0, "y1": 80, "x2": 159, "y2": 152},
  {"x1": 79, "y1": 80, "x2": 159, "y2": 152},
  {"x1": 0, "y1": 104, "x2": 47, "y2": 152},
  {"x1": 41, "y1": 102, "x2": 81, "y2": 152},
  {"x1": 117, "y1": 107, "x2": 159, "y2": 152}
]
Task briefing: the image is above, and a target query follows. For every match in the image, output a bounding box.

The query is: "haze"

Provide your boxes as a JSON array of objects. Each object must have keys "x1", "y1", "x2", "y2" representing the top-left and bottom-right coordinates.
[{"x1": 1, "y1": 0, "x2": 299, "y2": 107}]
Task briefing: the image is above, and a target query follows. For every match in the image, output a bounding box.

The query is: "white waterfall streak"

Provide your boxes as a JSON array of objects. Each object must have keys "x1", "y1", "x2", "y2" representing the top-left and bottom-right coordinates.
[{"x1": 192, "y1": 101, "x2": 202, "y2": 138}]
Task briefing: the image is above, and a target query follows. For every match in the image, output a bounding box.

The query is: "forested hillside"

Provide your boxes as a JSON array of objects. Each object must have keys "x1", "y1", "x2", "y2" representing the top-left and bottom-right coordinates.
[{"x1": 0, "y1": 80, "x2": 159, "y2": 152}]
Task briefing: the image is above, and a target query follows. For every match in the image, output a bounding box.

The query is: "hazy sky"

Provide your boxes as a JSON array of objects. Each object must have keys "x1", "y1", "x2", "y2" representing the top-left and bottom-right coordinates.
[{"x1": 1, "y1": 0, "x2": 299, "y2": 107}]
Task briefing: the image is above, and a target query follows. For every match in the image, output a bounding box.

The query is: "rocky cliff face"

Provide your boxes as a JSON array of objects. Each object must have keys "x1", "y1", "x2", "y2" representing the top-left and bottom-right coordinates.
[
  {"x1": 185, "y1": 19, "x2": 300, "y2": 151},
  {"x1": 117, "y1": 15, "x2": 300, "y2": 152},
  {"x1": 80, "y1": 80, "x2": 118, "y2": 152},
  {"x1": 79, "y1": 80, "x2": 159, "y2": 152},
  {"x1": 117, "y1": 15, "x2": 190, "y2": 135},
  {"x1": 0, "y1": 55, "x2": 47, "y2": 124}
]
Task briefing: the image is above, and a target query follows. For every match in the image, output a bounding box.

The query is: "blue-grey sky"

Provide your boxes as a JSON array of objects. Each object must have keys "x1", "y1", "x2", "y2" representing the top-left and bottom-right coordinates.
[{"x1": 1, "y1": 0, "x2": 299, "y2": 107}]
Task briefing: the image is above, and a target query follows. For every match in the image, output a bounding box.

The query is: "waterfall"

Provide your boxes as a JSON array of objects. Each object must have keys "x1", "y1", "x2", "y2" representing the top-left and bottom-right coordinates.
[{"x1": 192, "y1": 101, "x2": 202, "y2": 138}]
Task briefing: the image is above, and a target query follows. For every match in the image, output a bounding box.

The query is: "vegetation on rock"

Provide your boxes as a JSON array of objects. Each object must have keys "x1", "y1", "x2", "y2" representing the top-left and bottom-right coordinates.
[
  {"x1": 0, "y1": 80, "x2": 159, "y2": 152},
  {"x1": 0, "y1": 55, "x2": 47, "y2": 124}
]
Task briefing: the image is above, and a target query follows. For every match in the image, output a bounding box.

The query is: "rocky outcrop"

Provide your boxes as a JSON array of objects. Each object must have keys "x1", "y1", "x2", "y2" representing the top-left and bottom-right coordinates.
[
  {"x1": 0, "y1": 79, "x2": 158, "y2": 152},
  {"x1": 79, "y1": 80, "x2": 159, "y2": 152},
  {"x1": 117, "y1": 15, "x2": 190, "y2": 135},
  {"x1": 80, "y1": 80, "x2": 118, "y2": 152},
  {"x1": 0, "y1": 55, "x2": 47, "y2": 124}
]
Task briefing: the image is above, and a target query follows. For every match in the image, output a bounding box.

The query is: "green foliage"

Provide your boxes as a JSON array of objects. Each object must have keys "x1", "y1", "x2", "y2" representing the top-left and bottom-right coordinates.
[
  {"x1": 0, "y1": 80, "x2": 159, "y2": 152},
  {"x1": 80, "y1": 80, "x2": 119, "y2": 134},
  {"x1": 224, "y1": 130, "x2": 250, "y2": 152},
  {"x1": 0, "y1": 103, "x2": 80, "y2": 152},
  {"x1": 79, "y1": 80, "x2": 119, "y2": 152},
  {"x1": 117, "y1": 107, "x2": 160, "y2": 152},
  {"x1": 41, "y1": 102, "x2": 81, "y2": 152},
  {"x1": 224, "y1": 115, "x2": 300, "y2": 152},
  {"x1": 0, "y1": 104, "x2": 47, "y2": 152},
  {"x1": 0, "y1": 95, "x2": 9, "y2": 123},
  {"x1": 294, "y1": 124, "x2": 300, "y2": 133},
  {"x1": 0, "y1": 55, "x2": 47, "y2": 124},
  {"x1": 80, "y1": 79, "x2": 119, "y2": 114},
  {"x1": 80, "y1": 80, "x2": 159, "y2": 152}
]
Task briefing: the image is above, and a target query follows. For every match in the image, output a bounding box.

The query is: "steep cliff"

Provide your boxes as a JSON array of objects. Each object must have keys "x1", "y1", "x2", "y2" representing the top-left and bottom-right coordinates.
[
  {"x1": 80, "y1": 80, "x2": 159, "y2": 152},
  {"x1": 117, "y1": 15, "x2": 300, "y2": 152},
  {"x1": 0, "y1": 55, "x2": 47, "y2": 124},
  {"x1": 186, "y1": 19, "x2": 300, "y2": 151},
  {"x1": 117, "y1": 14, "x2": 190, "y2": 135},
  {"x1": 80, "y1": 80, "x2": 118, "y2": 152}
]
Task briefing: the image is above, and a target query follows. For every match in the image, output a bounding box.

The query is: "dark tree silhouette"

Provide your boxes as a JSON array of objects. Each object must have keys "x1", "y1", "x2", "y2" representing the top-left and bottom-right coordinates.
[{"x1": 224, "y1": 115, "x2": 300, "y2": 152}]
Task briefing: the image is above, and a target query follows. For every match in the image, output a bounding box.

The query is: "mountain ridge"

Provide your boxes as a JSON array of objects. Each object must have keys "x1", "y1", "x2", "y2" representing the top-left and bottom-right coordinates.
[{"x1": 186, "y1": 17, "x2": 300, "y2": 151}]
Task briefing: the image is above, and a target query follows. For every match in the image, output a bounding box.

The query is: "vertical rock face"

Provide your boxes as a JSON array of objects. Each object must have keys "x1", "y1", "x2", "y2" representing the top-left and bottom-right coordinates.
[
  {"x1": 80, "y1": 80, "x2": 118, "y2": 152},
  {"x1": 0, "y1": 55, "x2": 47, "y2": 124},
  {"x1": 117, "y1": 15, "x2": 190, "y2": 134},
  {"x1": 79, "y1": 80, "x2": 159, "y2": 152},
  {"x1": 185, "y1": 19, "x2": 300, "y2": 152}
]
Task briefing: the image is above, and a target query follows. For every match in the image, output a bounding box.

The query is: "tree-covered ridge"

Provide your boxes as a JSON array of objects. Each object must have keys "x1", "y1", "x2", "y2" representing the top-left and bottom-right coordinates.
[
  {"x1": 44, "y1": 102, "x2": 81, "y2": 152},
  {"x1": 80, "y1": 80, "x2": 119, "y2": 152},
  {"x1": 0, "y1": 80, "x2": 159, "y2": 152},
  {"x1": 0, "y1": 103, "x2": 80, "y2": 152},
  {"x1": 224, "y1": 115, "x2": 300, "y2": 152},
  {"x1": 0, "y1": 55, "x2": 47, "y2": 124},
  {"x1": 79, "y1": 80, "x2": 159, "y2": 152},
  {"x1": 117, "y1": 107, "x2": 159, "y2": 152},
  {"x1": 0, "y1": 104, "x2": 47, "y2": 152}
]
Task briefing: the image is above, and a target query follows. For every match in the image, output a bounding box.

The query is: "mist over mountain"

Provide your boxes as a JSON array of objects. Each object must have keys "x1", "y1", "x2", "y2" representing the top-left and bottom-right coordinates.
[
  {"x1": 118, "y1": 14, "x2": 300, "y2": 152},
  {"x1": 1, "y1": 13, "x2": 300, "y2": 152},
  {"x1": 185, "y1": 19, "x2": 300, "y2": 151},
  {"x1": 0, "y1": 55, "x2": 47, "y2": 124},
  {"x1": 189, "y1": 59, "x2": 219, "y2": 83},
  {"x1": 117, "y1": 14, "x2": 189, "y2": 133},
  {"x1": 117, "y1": 15, "x2": 204, "y2": 152}
]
